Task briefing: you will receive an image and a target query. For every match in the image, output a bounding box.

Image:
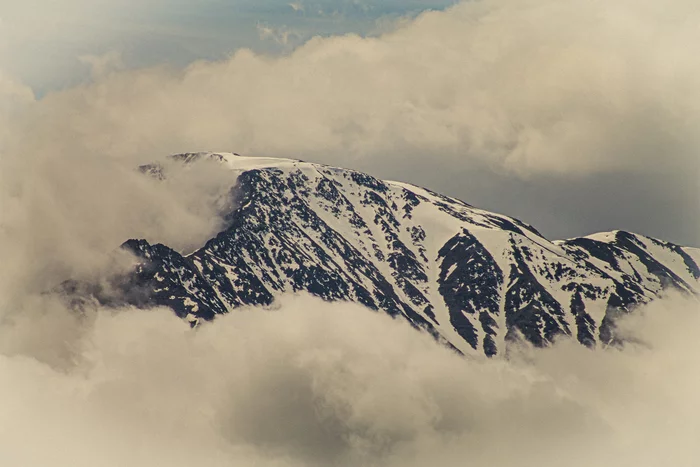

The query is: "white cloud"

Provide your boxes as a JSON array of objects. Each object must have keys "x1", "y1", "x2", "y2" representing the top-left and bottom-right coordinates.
[
  {"x1": 5, "y1": 0, "x2": 699, "y2": 176},
  {"x1": 289, "y1": 2, "x2": 305, "y2": 13},
  {"x1": 257, "y1": 23, "x2": 306, "y2": 46},
  {"x1": 0, "y1": 148, "x2": 238, "y2": 302},
  {"x1": 0, "y1": 293, "x2": 698, "y2": 466}
]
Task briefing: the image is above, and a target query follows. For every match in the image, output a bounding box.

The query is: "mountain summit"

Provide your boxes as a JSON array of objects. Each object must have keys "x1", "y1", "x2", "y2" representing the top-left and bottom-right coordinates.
[{"x1": 99, "y1": 153, "x2": 700, "y2": 356}]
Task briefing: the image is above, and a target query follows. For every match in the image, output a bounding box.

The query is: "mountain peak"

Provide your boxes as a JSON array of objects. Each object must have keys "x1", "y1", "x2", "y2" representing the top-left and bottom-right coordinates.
[
  {"x1": 78, "y1": 154, "x2": 700, "y2": 355},
  {"x1": 170, "y1": 151, "x2": 301, "y2": 170}
]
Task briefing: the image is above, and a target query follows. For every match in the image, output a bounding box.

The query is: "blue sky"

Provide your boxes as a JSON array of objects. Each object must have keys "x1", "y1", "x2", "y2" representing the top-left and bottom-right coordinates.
[{"x1": 1, "y1": 0, "x2": 457, "y2": 95}]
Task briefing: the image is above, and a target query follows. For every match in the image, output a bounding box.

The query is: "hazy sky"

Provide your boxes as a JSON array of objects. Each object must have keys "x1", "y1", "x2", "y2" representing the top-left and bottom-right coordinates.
[
  {"x1": 1, "y1": 0, "x2": 698, "y2": 246},
  {"x1": 1, "y1": 1, "x2": 457, "y2": 94}
]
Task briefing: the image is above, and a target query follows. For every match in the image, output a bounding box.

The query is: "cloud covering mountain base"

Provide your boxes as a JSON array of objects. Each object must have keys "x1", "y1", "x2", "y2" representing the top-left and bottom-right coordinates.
[{"x1": 0, "y1": 294, "x2": 698, "y2": 467}]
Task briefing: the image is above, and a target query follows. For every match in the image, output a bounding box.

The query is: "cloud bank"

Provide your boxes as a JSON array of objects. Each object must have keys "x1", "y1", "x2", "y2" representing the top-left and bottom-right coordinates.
[
  {"x1": 5, "y1": 0, "x2": 699, "y2": 175},
  {"x1": 2, "y1": 0, "x2": 698, "y2": 248},
  {"x1": 0, "y1": 293, "x2": 698, "y2": 467}
]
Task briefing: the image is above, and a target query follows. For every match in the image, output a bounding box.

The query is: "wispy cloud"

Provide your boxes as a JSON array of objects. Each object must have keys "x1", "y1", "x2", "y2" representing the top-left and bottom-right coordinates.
[
  {"x1": 288, "y1": 1, "x2": 305, "y2": 13},
  {"x1": 256, "y1": 23, "x2": 306, "y2": 47}
]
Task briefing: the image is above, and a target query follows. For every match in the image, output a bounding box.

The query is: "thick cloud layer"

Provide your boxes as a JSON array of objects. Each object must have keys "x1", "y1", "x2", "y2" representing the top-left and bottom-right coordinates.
[
  {"x1": 1, "y1": 0, "x2": 698, "y2": 246},
  {"x1": 0, "y1": 152, "x2": 238, "y2": 307},
  {"x1": 9, "y1": 0, "x2": 700, "y2": 174},
  {"x1": 0, "y1": 294, "x2": 698, "y2": 467}
]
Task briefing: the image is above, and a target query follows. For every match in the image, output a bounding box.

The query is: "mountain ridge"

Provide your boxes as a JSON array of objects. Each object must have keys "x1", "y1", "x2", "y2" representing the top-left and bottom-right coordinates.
[{"x1": 74, "y1": 152, "x2": 700, "y2": 356}]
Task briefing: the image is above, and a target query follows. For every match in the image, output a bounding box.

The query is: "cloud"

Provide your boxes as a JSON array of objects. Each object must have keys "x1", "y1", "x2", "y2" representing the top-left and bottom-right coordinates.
[
  {"x1": 257, "y1": 23, "x2": 306, "y2": 47},
  {"x1": 78, "y1": 51, "x2": 125, "y2": 80},
  {"x1": 6, "y1": 0, "x2": 699, "y2": 174},
  {"x1": 289, "y1": 2, "x2": 305, "y2": 13},
  {"x1": 0, "y1": 293, "x2": 698, "y2": 466},
  {"x1": 0, "y1": 72, "x2": 35, "y2": 107},
  {"x1": 2, "y1": 0, "x2": 698, "y2": 247},
  {"x1": 0, "y1": 147, "x2": 238, "y2": 303},
  {"x1": 0, "y1": 72, "x2": 35, "y2": 149}
]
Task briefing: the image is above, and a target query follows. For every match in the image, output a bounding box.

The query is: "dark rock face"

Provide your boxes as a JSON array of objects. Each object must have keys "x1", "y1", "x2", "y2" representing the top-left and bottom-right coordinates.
[
  {"x1": 65, "y1": 153, "x2": 700, "y2": 356},
  {"x1": 437, "y1": 229, "x2": 503, "y2": 354}
]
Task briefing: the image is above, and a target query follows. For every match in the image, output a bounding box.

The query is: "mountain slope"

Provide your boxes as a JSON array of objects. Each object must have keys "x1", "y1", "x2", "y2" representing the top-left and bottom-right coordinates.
[{"x1": 103, "y1": 153, "x2": 699, "y2": 356}]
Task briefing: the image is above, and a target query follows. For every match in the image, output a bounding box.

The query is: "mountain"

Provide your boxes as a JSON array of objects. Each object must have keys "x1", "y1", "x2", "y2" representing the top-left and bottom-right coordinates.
[{"x1": 75, "y1": 152, "x2": 700, "y2": 356}]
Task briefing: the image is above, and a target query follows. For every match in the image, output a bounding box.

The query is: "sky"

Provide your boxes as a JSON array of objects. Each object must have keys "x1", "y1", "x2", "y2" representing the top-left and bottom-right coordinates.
[
  {"x1": 1, "y1": 1, "x2": 458, "y2": 95},
  {"x1": 0, "y1": 0, "x2": 698, "y2": 248}
]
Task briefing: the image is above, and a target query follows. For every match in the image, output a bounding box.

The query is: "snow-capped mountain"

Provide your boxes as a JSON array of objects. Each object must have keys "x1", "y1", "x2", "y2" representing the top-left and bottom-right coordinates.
[{"x1": 87, "y1": 152, "x2": 700, "y2": 356}]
